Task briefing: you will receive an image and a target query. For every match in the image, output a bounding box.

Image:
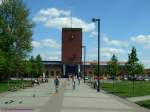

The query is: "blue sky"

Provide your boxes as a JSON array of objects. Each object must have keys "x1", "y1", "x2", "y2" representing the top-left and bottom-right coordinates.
[{"x1": 23, "y1": 0, "x2": 150, "y2": 68}]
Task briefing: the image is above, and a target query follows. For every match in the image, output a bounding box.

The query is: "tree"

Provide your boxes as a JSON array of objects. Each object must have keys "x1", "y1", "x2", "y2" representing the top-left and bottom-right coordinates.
[
  {"x1": 24, "y1": 60, "x2": 31, "y2": 78},
  {"x1": 128, "y1": 47, "x2": 138, "y2": 64},
  {"x1": 107, "y1": 54, "x2": 119, "y2": 89},
  {"x1": 107, "y1": 54, "x2": 119, "y2": 79},
  {"x1": 29, "y1": 56, "x2": 35, "y2": 80},
  {"x1": 126, "y1": 47, "x2": 145, "y2": 94},
  {"x1": 94, "y1": 66, "x2": 107, "y2": 77},
  {"x1": 125, "y1": 46, "x2": 143, "y2": 76},
  {"x1": 0, "y1": 0, "x2": 33, "y2": 79},
  {"x1": 0, "y1": 50, "x2": 6, "y2": 80},
  {"x1": 135, "y1": 63, "x2": 144, "y2": 75},
  {"x1": 35, "y1": 54, "x2": 44, "y2": 78}
]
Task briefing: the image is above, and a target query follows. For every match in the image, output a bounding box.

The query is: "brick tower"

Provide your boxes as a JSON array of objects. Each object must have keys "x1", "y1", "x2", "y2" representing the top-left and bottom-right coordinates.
[{"x1": 61, "y1": 28, "x2": 82, "y2": 77}]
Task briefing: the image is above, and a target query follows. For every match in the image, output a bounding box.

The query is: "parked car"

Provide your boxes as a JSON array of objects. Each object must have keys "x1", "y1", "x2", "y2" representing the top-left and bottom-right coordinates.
[
  {"x1": 107, "y1": 76, "x2": 116, "y2": 80},
  {"x1": 136, "y1": 76, "x2": 144, "y2": 81},
  {"x1": 144, "y1": 77, "x2": 150, "y2": 81},
  {"x1": 121, "y1": 77, "x2": 128, "y2": 80},
  {"x1": 84, "y1": 76, "x2": 89, "y2": 80},
  {"x1": 94, "y1": 76, "x2": 103, "y2": 80}
]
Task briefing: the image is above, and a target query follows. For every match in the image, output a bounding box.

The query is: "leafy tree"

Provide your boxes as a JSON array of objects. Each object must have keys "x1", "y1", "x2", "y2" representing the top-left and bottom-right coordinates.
[
  {"x1": 125, "y1": 47, "x2": 144, "y2": 77},
  {"x1": 125, "y1": 47, "x2": 145, "y2": 94},
  {"x1": 29, "y1": 55, "x2": 44, "y2": 81},
  {"x1": 94, "y1": 66, "x2": 107, "y2": 77},
  {"x1": 0, "y1": 0, "x2": 33, "y2": 79},
  {"x1": 24, "y1": 60, "x2": 31, "y2": 78},
  {"x1": 135, "y1": 63, "x2": 145, "y2": 75},
  {"x1": 0, "y1": 50, "x2": 6, "y2": 80},
  {"x1": 29, "y1": 56, "x2": 36, "y2": 80},
  {"x1": 128, "y1": 47, "x2": 138, "y2": 64},
  {"x1": 35, "y1": 54, "x2": 44, "y2": 78},
  {"x1": 107, "y1": 54, "x2": 119, "y2": 80}
]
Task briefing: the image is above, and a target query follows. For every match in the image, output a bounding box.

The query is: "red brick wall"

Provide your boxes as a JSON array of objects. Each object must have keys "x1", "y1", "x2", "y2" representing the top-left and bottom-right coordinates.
[{"x1": 62, "y1": 28, "x2": 82, "y2": 64}]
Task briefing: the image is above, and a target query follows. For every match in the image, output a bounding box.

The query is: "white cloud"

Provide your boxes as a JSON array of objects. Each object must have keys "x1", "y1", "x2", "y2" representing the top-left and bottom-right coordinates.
[
  {"x1": 33, "y1": 15, "x2": 47, "y2": 22},
  {"x1": 131, "y1": 35, "x2": 150, "y2": 43},
  {"x1": 101, "y1": 47, "x2": 126, "y2": 57},
  {"x1": 33, "y1": 8, "x2": 96, "y2": 32},
  {"x1": 40, "y1": 52, "x2": 60, "y2": 61},
  {"x1": 131, "y1": 35, "x2": 150, "y2": 48},
  {"x1": 89, "y1": 47, "x2": 126, "y2": 58},
  {"x1": 90, "y1": 31, "x2": 98, "y2": 38},
  {"x1": 39, "y1": 8, "x2": 71, "y2": 17},
  {"x1": 42, "y1": 38, "x2": 60, "y2": 48},
  {"x1": 103, "y1": 36, "x2": 128, "y2": 47},
  {"x1": 45, "y1": 17, "x2": 95, "y2": 32},
  {"x1": 32, "y1": 41, "x2": 41, "y2": 48},
  {"x1": 32, "y1": 38, "x2": 60, "y2": 49}
]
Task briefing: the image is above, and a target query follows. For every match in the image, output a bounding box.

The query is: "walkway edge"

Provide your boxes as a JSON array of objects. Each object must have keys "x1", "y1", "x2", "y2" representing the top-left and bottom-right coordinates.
[{"x1": 101, "y1": 89, "x2": 150, "y2": 112}]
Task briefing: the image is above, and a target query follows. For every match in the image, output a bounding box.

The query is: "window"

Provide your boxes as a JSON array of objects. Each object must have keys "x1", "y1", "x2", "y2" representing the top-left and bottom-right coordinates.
[
  {"x1": 89, "y1": 71, "x2": 92, "y2": 74},
  {"x1": 56, "y1": 71, "x2": 60, "y2": 75},
  {"x1": 51, "y1": 71, "x2": 54, "y2": 76}
]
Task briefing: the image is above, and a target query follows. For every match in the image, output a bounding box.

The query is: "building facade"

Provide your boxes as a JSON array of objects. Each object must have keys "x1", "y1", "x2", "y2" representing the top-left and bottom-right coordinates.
[
  {"x1": 61, "y1": 28, "x2": 82, "y2": 77},
  {"x1": 43, "y1": 61, "x2": 127, "y2": 78},
  {"x1": 42, "y1": 27, "x2": 150, "y2": 78},
  {"x1": 43, "y1": 28, "x2": 128, "y2": 78}
]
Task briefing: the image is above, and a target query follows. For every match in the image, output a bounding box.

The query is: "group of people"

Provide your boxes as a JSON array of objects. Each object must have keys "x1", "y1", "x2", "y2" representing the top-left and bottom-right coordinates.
[
  {"x1": 70, "y1": 75, "x2": 81, "y2": 90},
  {"x1": 54, "y1": 75, "x2": 81, "y2": 93}
]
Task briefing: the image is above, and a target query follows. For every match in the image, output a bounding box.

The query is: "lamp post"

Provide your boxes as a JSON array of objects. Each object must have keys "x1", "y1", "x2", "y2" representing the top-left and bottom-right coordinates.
[
  {"x1": 82, "y1": 46, "x2": 86, "y2": 83},
  {"x1": 92, "y1": 18, "x2": 100, "y2": 92}
]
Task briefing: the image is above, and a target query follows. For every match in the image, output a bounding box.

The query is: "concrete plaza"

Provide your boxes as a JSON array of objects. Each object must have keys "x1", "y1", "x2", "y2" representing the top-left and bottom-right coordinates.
[{"x1": 0, "y1": 79, "x2": 149, "y2": 112}]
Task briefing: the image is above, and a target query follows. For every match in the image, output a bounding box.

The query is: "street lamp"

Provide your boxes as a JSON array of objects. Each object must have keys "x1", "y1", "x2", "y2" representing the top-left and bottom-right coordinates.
[
  {"x1": 92, "y1": 18, "x2": 100, "y2": 92},
  {"x1": 82, "y1": 46, "x2": 86, "y2": 83}
]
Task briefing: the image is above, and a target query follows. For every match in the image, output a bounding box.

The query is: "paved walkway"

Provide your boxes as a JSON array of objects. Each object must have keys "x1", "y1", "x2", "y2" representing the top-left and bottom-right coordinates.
[
  {"x1": 0, "y1": 79, "x2": 65, "y2": 112},
  {"x1": 58, "y1": 80, "x2": 150, "y2": 112},
  {"x1": 127, "y1": 95, "x2": 150, "y2": 102},
  {"x1": 0, "y1": 79, "x2": 150, "y2": 112}
]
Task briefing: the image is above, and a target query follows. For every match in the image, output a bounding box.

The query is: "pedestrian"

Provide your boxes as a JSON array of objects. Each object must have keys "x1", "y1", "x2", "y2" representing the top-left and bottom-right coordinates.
[
  {"x1": 77, "y1": 76, "x2": 80, "y2": 85},
  {"x1": 72, "y1": 76, "x2": 76, "y2": 90},
  {"x1": 54, "y1": 76, "x2": 60, "y2": 93}
]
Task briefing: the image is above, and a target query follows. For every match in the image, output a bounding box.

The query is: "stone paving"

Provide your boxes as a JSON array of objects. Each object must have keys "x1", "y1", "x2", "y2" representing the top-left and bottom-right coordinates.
[
  {"x1": 59, "y1": 80, "x2": 150, "y2": 112},
  {"x1": 0, "y1": 79, "x2": 64, "y2": 112},
  {"x1": 0, "y1": 79, "x2": 150, "y2": 112}
]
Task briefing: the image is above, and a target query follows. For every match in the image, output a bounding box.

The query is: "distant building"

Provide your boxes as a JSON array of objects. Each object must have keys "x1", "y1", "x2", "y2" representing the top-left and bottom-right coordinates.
[
  {"x1": 43, "y1": 61, "x2": 126, "y2": 78},
  {"x1": 43, "y1": 27, "x2": 148, "y2": 78}
]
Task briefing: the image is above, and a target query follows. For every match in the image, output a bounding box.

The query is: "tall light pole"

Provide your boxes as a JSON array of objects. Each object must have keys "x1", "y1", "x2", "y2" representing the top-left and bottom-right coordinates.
[
  {"x1": 92, "y1": 18, "x2": 100, "y2": 92},
  {"x1": 82, "y1": 46, "x2": 86, "y2": 83}
]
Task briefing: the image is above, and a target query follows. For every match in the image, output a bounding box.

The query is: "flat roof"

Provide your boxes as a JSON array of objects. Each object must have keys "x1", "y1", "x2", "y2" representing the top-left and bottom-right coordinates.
[
  {"x1": 62, "y1": 28, "x2": 82, "y2": 31},
  {"x1": 42, "y1": 61, "x2": 126, "y2": 65},
  {"x1": 42, "y1": 61, "x2": 62, "y2": 65}
]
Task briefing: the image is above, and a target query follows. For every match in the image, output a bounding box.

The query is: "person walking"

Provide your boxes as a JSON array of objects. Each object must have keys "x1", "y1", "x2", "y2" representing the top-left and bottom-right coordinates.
[
  {"x1": 77, "y1": 76, "x2": 80, "y2": 85},
  {"x1": 72, "y1": 76, "x2": 76, "y2": 90},
  {"x1": 54, "y1": 76, "x2": 60, "y2": 93}
]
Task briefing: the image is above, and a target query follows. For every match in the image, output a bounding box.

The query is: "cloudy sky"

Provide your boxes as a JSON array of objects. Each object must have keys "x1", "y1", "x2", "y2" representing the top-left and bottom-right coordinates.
[{"x1": 23, "y1": 0, "x2": 150, "y2": 68}]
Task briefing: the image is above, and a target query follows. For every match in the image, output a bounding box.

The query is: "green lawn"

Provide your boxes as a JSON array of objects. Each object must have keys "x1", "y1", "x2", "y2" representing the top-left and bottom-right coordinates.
[
  {"x1": 101, "y1": 81, "x2": 150, "y2": 97},
  {"x1": 136, "y1": 100, "x2": 150, "y2": 109},
  {"x1": 0, "y1": 80, "x2": 31, "y2": 93}
]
